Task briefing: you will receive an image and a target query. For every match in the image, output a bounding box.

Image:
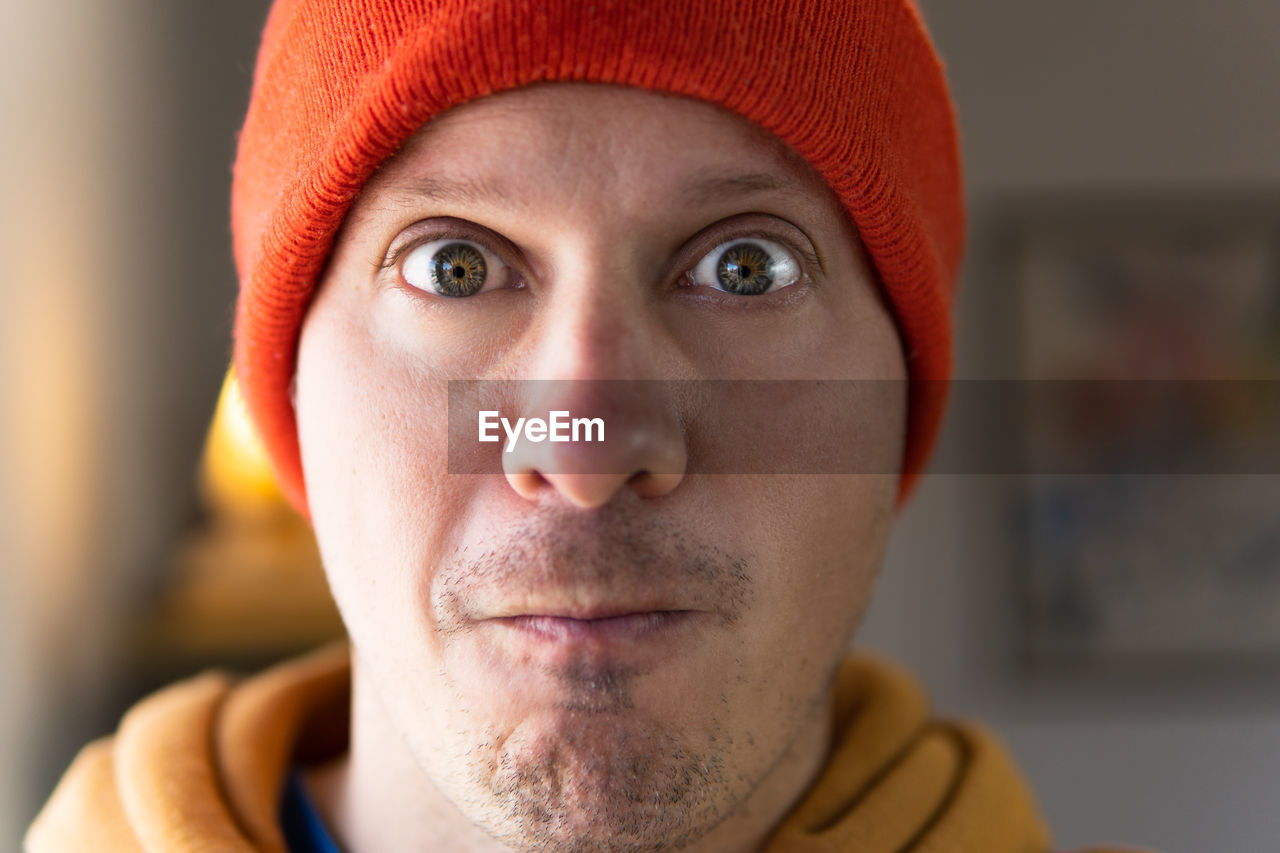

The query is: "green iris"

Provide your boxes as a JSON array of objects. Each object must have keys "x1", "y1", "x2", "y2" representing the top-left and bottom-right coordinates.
[
  {"x1": 716, "y1": 243, "x2": 774, "y2": 295},
  {"x1": 431, "y1": 243, "x2": 488, "y2": 297}
]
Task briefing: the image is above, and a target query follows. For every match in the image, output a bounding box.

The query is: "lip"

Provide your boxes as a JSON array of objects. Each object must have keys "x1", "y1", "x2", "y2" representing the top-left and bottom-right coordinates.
[{"x1": 485, "y1": 610, "x2": 703, "y2": 659}]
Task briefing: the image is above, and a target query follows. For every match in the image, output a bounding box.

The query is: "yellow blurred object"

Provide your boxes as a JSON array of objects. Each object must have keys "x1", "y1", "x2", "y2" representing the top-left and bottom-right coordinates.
[
  {"x1": 131, "y1": 365, "x2": 344, "y2": 665},
  {"x1": 200, "y1": 367, "x2": 288, "y2": 518}
]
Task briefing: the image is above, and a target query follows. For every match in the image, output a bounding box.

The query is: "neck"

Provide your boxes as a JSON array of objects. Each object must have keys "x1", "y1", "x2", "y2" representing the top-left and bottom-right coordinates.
[{"x1": 307, "y1": 655, "x2": 834, "y2": 853}]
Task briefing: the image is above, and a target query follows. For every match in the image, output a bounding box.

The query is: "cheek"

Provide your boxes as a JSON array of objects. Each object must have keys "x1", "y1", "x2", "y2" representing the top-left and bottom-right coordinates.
[
  {"x1": 293, "y1": 284, "x2": 469, "y2": 656},
  {"x1": 676, "y1": 469, "x2": 896, "y2": 764},
  {"x1": 723, "y1": 377, "x2": 904, "y2": 679},
  {"x1": 751, "y1": 474, "x2": 897, "y2": 650}
]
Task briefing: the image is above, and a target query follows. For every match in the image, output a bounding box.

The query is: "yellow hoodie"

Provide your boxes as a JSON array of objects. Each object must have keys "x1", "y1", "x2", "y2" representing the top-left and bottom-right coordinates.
[{"x1": 26, "y1": 644, "x2": 1147, "y2": 852}]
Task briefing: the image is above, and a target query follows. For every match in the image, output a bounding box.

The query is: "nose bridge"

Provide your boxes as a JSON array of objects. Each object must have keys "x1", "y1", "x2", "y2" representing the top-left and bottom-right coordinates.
[{"x1": 525, "y1": 239, "x2": 654, "y2": 382}]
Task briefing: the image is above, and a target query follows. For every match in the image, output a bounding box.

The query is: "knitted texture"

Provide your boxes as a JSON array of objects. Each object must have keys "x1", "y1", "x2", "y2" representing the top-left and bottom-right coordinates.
[{"x1": 231, "y1": 0, "x2": 965, "y2": 513}]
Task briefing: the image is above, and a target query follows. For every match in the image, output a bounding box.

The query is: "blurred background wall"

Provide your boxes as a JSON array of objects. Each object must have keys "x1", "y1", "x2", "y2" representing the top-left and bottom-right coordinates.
[
  {"x1": 860, "y1": 3, "x2": 1280, "y2": 853},
  {"x1": 0, "y1": 1, "x2": 270, "y2": 847},
  {"x1": 1, "y1": 2, "x2": 1276, "y2": 852}
]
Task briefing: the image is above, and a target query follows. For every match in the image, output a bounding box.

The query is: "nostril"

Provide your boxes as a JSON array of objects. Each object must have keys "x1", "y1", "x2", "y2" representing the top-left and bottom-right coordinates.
[
  {"x1": 627, "y1": 469, "x2": 683, "y2": 501},
  {"x1": 504, "y1": 467, "x2": 551, "y2": 502},
  {"x1": 492, "y1": 381, "x2": 689, "y2": 508}
]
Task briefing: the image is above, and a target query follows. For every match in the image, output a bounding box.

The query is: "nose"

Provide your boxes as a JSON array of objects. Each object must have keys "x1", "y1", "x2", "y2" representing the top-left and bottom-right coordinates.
[
  {"x1": 501, "y1": 380, "x2": 688, "y2": 508},
  {"x1": 500, "y1": 266, "x2": 688, "y2": 509}
]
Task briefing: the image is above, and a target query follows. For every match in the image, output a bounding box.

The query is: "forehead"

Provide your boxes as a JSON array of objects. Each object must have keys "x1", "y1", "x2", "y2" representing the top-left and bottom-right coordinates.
[{"x1": 352, "y1": 82, "x2": 841, "y2": 225}]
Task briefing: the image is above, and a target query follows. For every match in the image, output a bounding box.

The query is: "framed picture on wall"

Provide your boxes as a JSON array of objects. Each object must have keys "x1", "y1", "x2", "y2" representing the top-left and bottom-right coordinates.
[{"x1": 996, "y1": 193, "x2": 1280, "y2": 671}]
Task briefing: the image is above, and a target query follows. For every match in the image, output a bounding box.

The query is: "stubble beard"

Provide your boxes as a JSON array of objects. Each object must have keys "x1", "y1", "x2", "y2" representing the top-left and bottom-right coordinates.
[
  {"x1": 414, "y1": 506, "x2": 822, "y2": 852},
  {"x1": 463, "y1": 706, "x2": 732, "y2": 853}
]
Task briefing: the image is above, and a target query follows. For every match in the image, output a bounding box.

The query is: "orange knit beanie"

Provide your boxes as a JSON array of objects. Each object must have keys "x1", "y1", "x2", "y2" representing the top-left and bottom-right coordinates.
[{"x1": 232, "y1": 0, "x2": 964, "y2": 514}]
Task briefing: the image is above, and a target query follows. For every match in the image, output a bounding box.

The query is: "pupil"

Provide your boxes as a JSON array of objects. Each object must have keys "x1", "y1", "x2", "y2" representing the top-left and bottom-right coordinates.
[
  {"x1": 739, "y1": 265, "x2": 753, "y2": 279},
  {"x1": 452, "y1": 265, "x2": 465, "y2": 279}
]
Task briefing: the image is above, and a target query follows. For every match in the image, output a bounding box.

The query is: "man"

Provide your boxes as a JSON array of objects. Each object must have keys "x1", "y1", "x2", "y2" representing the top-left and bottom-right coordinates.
[{"x1": 28, "y1": 1, "x2": 1148, "y2": 851}]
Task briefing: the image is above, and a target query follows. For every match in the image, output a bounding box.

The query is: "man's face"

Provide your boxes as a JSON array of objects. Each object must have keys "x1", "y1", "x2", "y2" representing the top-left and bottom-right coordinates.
[{"x1": 295, "y1": 83, "x2": 906, "y2": 851}]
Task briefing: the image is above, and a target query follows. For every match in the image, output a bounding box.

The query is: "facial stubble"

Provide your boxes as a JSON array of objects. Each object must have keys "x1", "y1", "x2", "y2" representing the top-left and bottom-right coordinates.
[{"x1": 426, "y1": 508, "x2": 773, "y2": 853}]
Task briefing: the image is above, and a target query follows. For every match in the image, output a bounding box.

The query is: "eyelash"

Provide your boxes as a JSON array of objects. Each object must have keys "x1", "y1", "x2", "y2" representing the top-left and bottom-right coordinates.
[{"x1": 381, "y1": 222, "x2": 498, "y2": 272}]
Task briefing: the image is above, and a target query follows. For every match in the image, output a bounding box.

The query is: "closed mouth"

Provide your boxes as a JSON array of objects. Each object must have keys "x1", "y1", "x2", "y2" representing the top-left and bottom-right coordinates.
[{"x1": 491, "y1": 610, "x2": 700, "y2": 644}]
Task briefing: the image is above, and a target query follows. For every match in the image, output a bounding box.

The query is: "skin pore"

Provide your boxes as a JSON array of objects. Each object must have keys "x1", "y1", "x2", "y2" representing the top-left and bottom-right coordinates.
[{"x1": 293, "y1": 83, "x2": 907, "y2": 853}]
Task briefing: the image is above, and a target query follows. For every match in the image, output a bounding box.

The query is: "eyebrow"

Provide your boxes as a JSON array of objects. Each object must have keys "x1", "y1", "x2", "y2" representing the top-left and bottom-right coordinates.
[
  {"x1": 367, "y1": 169, "x2": 807, "y2": 216},
  {"x1": 678, "y1": 172, "x2": 797, "y2": 207},
  {"x1": 379, "y1": 173, "x2": 507, "y2": 206}
]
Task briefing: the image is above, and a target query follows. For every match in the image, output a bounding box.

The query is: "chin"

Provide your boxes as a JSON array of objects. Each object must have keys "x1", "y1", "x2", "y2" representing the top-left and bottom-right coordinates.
[{"x1": 461, "y1": 712, "x2": 732, "y2": 853}]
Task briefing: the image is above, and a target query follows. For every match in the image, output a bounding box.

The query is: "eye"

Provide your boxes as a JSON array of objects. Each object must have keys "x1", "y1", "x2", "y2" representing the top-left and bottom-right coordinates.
[
  {"x1": 689, "y1": 238, "x2": 802, "y2": 296},
  {"x1": 399, "y1": 239, "x2": 509, "y2": 298}
]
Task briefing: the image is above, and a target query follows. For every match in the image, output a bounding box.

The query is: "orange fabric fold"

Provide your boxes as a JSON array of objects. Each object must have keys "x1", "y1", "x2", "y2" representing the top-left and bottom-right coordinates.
[
  {"x1": 763, "y1": 658, "x2": 1049, "y2": 852},
  {"x1": 26, "y1": 646, "x2": 1144, "y2": 852}
]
